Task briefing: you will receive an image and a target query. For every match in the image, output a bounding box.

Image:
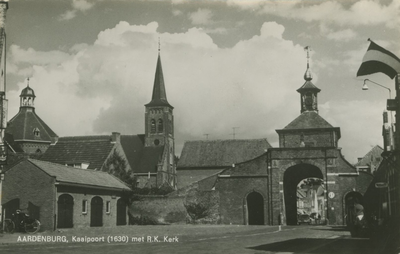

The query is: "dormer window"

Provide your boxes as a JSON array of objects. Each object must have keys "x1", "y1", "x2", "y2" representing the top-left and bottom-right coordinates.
[{"x1": 33, "y1": 128, "x2": 40, "y2": 137}]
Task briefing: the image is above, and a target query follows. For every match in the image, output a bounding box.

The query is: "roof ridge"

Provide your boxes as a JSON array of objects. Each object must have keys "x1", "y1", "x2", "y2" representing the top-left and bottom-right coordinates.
[{"x1": 28, "y1": 158, "x2": 112, "y2": 174}]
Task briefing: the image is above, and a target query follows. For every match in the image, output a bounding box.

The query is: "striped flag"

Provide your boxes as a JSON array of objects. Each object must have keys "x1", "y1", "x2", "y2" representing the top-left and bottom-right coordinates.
[{"x1": 357, "y1": 39, "x2": 400, "y2": 79}]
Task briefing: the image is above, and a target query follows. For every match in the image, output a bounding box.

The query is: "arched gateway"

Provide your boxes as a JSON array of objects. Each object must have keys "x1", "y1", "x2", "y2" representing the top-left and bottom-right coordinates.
[
  {"x1": 284, "y1": 164, "x2": 323, "y2": 225},
  {"x1": 210, "y1": 50, "x2": 372, "y2": 226}
]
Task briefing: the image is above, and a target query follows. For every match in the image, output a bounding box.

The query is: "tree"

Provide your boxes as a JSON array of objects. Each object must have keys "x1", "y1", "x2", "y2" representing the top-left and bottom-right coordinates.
[{"x1": 102, "y1": 149, "x2": 135, "y2": 187}]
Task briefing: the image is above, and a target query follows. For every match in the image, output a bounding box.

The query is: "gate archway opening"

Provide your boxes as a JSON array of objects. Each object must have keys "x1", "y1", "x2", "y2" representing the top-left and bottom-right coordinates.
[
  {"x1": 247, "y1": 191, "x2": 264, "y2": 225},
  {"x1": 90, "y1": 196, "x2": 103, "y2": 227},
  {"x1": 284, "y1": 164, "x2": 324, "y2": 225},
  {"x1": 57, "y1": 194, "x2": 74, "y2": 228},
  {"x1": 344, "y1": 191, "x2": 364, "y2": 227}
]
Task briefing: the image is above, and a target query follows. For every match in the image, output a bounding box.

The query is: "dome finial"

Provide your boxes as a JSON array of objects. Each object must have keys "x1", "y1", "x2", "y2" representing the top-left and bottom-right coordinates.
[
  {"x1": 304, "y1": 46, "x2": 312, "y2": 81},
  {"x1": 27, "y1": 77, "x2": 30, "y2": 87}
]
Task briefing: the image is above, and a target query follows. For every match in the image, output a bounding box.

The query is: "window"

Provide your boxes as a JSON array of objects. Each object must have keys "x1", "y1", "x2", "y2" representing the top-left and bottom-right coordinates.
[
  {"x1": 33, "y1": 128, "x2": 40, "y2": 137},
  {"x1": 158, "y1": 119, "x2": 164, "y2": 133},
  {"x1": 82, "y1": 200, "x2": 88, "y2": 214},
  {"x1": 106, "y1": 201, "x2": 111, "y2": 214},
  {"x1": 150, "y1": 119, "x2": 156, "y2": 133}
]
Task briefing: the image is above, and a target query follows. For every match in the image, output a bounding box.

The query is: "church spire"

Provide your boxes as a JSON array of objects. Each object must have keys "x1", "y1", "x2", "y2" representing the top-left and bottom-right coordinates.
[{"x1": 145, "y1": 45, "x2": 173, "y2": 108}]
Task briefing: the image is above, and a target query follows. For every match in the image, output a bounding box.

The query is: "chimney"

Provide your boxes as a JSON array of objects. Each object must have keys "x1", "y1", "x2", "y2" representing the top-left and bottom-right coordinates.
[
  {"x1": 111, "y1": 132, "x2": 120, "y2": 144},
  {"x1": 357, "y1": 158, "x2": 362, "y2": 162}
]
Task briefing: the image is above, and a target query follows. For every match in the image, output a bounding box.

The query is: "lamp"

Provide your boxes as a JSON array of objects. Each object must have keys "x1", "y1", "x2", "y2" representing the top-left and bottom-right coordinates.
[
  {"x1": 363, "y1": 79, "x2": 391, "y2": 99},
  {"x1": 362, "y1": 80, "x2": 369, "y2": 90},
  {"x1": 362, "y1": 79, "x2": 394, "y2": 124}
]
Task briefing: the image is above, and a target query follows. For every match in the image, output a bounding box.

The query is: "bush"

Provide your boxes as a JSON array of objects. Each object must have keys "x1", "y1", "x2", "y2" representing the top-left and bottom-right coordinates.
[{"x1": 129, "y1": 215, "x2": 159, "y2": 225}]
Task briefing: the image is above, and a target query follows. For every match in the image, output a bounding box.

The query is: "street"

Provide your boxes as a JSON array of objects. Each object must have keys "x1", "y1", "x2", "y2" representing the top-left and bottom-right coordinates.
[{"x1": 0, "y1": 225, "x2": 388, "y2": 254}]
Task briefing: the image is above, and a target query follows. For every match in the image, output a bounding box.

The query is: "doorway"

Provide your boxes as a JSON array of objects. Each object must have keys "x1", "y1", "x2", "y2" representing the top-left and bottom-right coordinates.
[
  {"x1": 90, "y1": 196, "x2": 103, "y2": 227},
  {"x1": 247, "y1": 191, "x2": 264, "y2": 225},
  {"x1": 57, "y1": 194, "x2": 74, "y2": 228}
]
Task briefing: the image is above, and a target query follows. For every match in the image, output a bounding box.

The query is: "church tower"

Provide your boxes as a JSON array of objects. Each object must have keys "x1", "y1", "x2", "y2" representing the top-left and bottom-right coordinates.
[
  {"x1": 297, "y1": 46, "x2": 321, "y2": 113},
  {"x1": 144, "y1": 47, "x2": 176, "y2": 188}
]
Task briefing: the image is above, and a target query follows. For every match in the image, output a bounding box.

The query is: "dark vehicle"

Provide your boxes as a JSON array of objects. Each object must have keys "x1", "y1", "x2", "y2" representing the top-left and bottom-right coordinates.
[
  {"x1": 297, "y1": 214, "x2": 311, "y2": 225},
  {"x1": 5, "y1": 210, "x2": 41, "y2": 234},
  {"x1": 310, "y1": 213, "x2": 321, "y2": 224}
]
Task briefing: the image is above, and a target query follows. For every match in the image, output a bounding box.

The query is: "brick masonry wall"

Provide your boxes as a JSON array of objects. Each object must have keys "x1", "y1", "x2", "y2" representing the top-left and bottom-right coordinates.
[
  {"x1": 177, "y1": 168, "x2": 222, "y2": 189},
  {"x1": 56, "y1": 186, "x2": 128, "y2": 228},
  {"x1": 3, "y1": 160, "x2": 56, "y2": 231},
  {"x1": 20, "y1": 142, "x2": 50, "y2": 154},
  {"x1": 216, "y1": 155, "x2": 269, "y2": 225},
  {"x1": 282, "y1": 131, "x2": 335, "y2": 148}
]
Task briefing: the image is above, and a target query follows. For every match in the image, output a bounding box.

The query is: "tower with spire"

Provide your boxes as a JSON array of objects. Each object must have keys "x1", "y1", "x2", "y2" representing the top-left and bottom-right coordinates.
[
  {"x1": 276, "y1": 46, "x2": 341, "y2": 148},
  {"x1": 297, "y1": 46, "x2": 320, "y2": 113},
  {"x1": 144, "y1": 45, "x2": 176, "y2": 188}
]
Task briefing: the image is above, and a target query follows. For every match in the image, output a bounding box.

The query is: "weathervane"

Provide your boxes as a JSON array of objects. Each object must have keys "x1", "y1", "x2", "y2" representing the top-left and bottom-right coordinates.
[
  {"x1": 304, "y1": 46, "x2": 311, "y2": 67},
  {"x1": 304, "y1": 46, "x2": 312, "y2": 81}
]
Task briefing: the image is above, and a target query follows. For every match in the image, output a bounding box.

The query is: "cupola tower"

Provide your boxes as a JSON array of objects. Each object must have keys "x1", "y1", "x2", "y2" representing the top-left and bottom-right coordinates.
[{"x1": 297, "y1": 46, "x2": 321, "y2": 113}]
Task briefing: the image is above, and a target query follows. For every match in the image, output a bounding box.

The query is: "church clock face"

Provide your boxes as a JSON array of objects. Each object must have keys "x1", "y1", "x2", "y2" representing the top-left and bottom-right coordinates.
[{"x1": 154, "y1": 139, "x2": 160, "y2": 145}]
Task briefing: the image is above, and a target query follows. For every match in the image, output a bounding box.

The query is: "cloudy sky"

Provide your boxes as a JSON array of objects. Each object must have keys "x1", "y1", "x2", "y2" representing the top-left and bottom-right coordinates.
[{"x1": 4, "y1": 0, "x2": 400, "y2": 163}]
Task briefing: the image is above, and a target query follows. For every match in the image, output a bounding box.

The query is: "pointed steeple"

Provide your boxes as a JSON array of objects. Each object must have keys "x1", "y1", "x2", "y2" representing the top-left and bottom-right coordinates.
[{"x1": 145, "y1": 50, "x2": 173, "y2": 108}]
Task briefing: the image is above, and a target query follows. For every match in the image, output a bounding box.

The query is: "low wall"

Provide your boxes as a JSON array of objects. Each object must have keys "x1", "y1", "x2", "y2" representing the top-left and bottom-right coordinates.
[{"x1": 129, "y1": 195, "x2": 187, "y2": 224}]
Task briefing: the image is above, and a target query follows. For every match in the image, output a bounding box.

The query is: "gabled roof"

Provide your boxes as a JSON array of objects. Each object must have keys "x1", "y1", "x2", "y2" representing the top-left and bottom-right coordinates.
[
  {"x1": 39, "y1": 135, "x2": 115, "y2": 170},
  {"x1": 120, "y1": 135, "x2": 164, "y2": 173},
  {"x1": 282, "y1": 111, "x2": 334, "y2": 130},
  {"x1": 6, "y1": 108, "x2": 58, "y2": 143},
  {"x1": 177, "y1": 139, "x2": 272, "y2": 168},
  {"x1": 145, "y1": 54, "x2": 173, "y2": 108},
  {"x1": 355, "y1": 145, "x2": 383, "y2": 168},
  {"x1": 27, "y1": 159, "x2": 130, "y2": 191}
]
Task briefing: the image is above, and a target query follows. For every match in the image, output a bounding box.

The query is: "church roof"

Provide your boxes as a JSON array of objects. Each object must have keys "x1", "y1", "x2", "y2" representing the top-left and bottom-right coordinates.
[
  {"x1": 177, "y1": 139, "x2": 272, "y2": 168},
  {"x1": 145, "y1": 54, "x2": 173, "y2": 108},
  {"x1": 26, "y1": 159, "x2": 130, "y2": 191},
  {"x1": 39, "y1": 135, "x2": 115, "y2": 170},
  {"x1": 6, "y1": 108, "x2": 58, "y2": 143},
  {"x1": 120, "y1": 135, "x2": 164, "y2": 173},
  {"x1": 282, "y1": 111, "x2": 334, "y2": 130}
]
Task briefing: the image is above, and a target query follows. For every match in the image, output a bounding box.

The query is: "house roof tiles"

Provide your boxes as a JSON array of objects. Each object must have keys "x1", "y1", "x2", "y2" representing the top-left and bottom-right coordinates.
[
  {"x1": 27, "y1": 159, "x2": 130, "y2": 191},
  {"x1": 283, "y1": 111, "x2": 334, "y2": 130},
  {"x1": 178, "y1": 139, "x2": 272, "y2": 168},
  {"x1": 39, "y1": 136, "x2": 115, "y2": 170}
]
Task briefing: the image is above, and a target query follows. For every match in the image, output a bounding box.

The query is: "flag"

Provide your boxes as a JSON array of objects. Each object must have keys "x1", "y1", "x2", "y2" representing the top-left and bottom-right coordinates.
[{"x1": 357, "y1": 39, "x2": 400, "y2": 79}]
